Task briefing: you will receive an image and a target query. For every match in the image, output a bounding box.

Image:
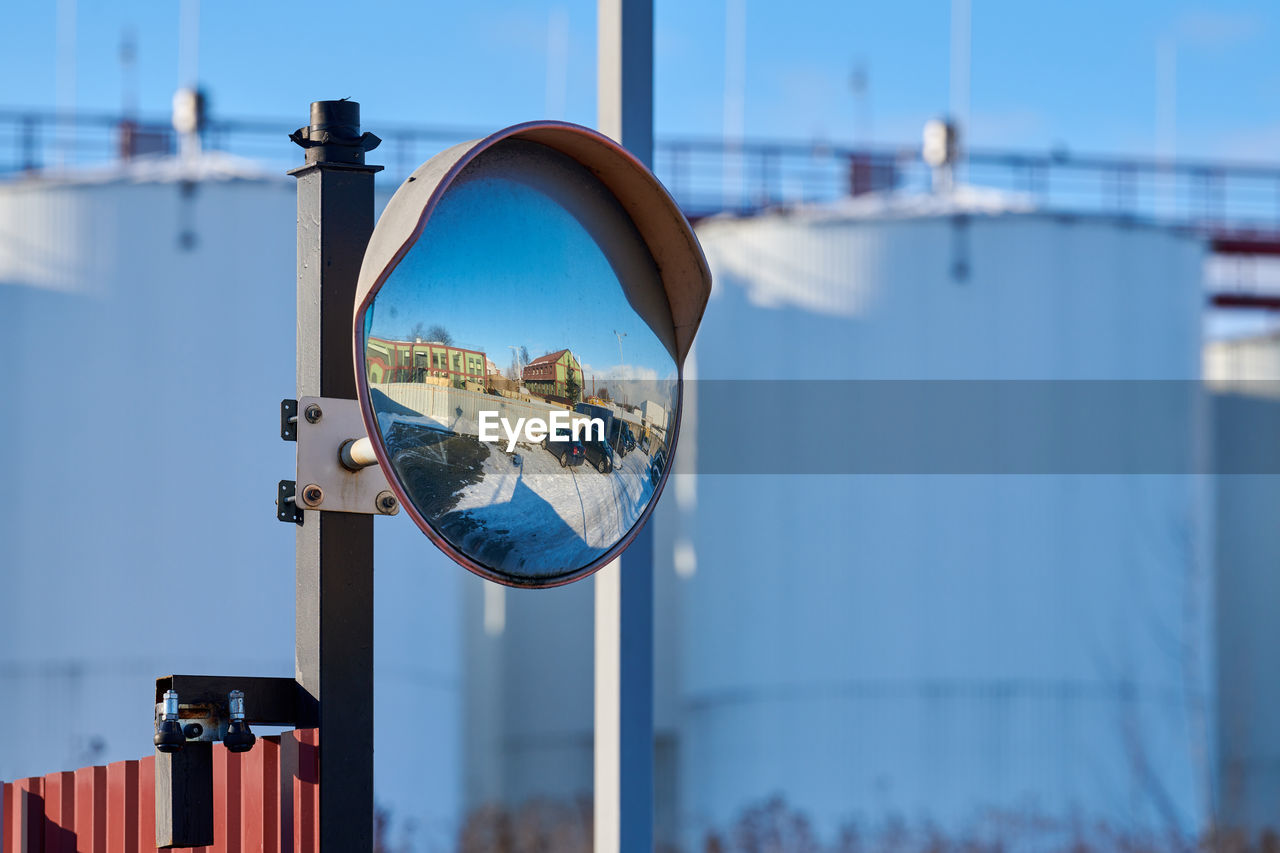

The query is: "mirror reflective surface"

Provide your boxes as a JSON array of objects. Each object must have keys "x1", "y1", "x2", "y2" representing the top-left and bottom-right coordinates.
[{"x1": 359, "y1": 138, "x2": 680, "y2": 586}]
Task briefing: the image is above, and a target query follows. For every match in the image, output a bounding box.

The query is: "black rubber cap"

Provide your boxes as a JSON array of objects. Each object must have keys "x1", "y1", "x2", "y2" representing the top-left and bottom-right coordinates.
[
  {"x1": 224, "y1": 720, "x2": 257, "y2": 754},
  {"x1": 154, "y1": 719, "x2": 185, "y2": 753}
]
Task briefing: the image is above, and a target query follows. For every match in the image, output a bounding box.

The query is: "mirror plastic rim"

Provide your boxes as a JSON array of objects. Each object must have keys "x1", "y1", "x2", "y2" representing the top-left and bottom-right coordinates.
[{"x1": 352, "y1": 120, "x2": 712, "y2": 588}]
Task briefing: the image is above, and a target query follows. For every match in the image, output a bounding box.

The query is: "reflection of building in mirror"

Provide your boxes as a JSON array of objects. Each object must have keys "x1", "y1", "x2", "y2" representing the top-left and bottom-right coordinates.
[
  {"x1": 520, "y1": 348, "x2": 583, "y2": 403},
  {"x1": 366, "y1": 336, "x2": 488, "y2": 390}
]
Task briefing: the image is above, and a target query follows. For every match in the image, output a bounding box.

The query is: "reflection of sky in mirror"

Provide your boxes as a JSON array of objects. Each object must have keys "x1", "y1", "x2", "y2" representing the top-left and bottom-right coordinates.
[{"x1": 367, "y1": 161, "x2": 677, "y2": 397}]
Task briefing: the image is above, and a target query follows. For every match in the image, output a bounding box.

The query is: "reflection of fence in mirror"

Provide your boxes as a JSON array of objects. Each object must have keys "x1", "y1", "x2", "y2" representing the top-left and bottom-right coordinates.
[{"x1": 360, "y1": 139, "x2": 680, "y2": 582}]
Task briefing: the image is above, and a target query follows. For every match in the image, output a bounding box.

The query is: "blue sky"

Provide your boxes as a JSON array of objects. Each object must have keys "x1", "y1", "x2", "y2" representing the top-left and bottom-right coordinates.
[{"x1": 3, "y1": 0, "x2": 1279, "y2": 160}]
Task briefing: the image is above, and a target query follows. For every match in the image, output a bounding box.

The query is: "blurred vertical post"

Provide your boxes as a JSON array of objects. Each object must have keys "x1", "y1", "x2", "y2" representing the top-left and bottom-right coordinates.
[
  {"x1": 1156, "y1": 37, "x2": 1177, "y2": 217},
  {"x1": 722, "y1": 0, "x2": 746, "y2": 211},
  {"x1": 289, "y1": 99, "x2": 381, "y2": 851},
  {"x1": 596, "y1": 2, "x2": 655, "y2": 852}
]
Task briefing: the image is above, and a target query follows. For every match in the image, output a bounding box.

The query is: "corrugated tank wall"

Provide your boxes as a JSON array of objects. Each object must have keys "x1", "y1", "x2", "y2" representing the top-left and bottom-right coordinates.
[{"x1": 678, "y1": 206, "x2": 1212, "y2": 846}]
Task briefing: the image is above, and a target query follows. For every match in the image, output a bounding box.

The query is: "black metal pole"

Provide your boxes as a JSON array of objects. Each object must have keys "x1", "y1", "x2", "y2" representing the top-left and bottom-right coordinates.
[{"x1": 289, "y1": 99, "x2": 382, "y2": 851}]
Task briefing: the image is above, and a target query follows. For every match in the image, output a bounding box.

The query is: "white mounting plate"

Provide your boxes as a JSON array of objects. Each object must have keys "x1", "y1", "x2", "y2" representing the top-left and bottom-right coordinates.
[{"x1": 296, "y1": 396, "x2": 398, "y2": 516}]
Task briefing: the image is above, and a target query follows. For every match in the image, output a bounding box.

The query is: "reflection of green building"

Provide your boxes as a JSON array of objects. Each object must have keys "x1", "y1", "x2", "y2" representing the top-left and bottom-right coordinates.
[
  {"x1": 366, "y1": 337, "x2": 487, "y2": 387},
  {"x1": 522, "y1": 349, "x2": 583, "y2": 399}
]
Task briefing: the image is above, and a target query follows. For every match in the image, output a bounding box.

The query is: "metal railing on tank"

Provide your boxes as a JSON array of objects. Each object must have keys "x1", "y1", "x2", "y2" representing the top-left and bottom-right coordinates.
[{"x1": 4, "y1": 107, "x2": 1280, "y2": 241}]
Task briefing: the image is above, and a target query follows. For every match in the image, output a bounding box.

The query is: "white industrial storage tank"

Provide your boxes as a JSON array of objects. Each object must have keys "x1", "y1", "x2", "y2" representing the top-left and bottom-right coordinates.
[
  {"x1": 677, "y1": 190, "x2": 1212, "y2": 844},
  {"x1": 0, "y1": 154, "x2": 463, "y2": 844},
  {"x1": 460, "y1": 187, "x2": 1214, "y2": 848}
]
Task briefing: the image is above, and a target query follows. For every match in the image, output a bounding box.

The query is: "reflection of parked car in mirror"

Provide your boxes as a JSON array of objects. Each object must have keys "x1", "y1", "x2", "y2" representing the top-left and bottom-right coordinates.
[
  {"x1": 582, "y1": 439, "x2": 614, "y2": 473},
  {"x1": 543, "y1": 427, "x2": 586, "y2": 467},
  {"x1": 649, "y1": 448, "x2": 667, "y2": 481},
  {"x1": 637, "y1": 424, "x2": 653, "y2": 454},
  {"x1": 610, "y1": 425, "x2": 629, "y2": 458},
  {"x1": 621, "y1": 424, "x2": 637, "y2": 453},
  {"x1": 575, "y1": 401, "x2": 630, "y2": 458}
]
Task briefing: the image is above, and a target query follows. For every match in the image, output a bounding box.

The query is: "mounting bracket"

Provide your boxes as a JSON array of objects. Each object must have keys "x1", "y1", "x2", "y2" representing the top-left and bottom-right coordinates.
[
  {"x1": 277, "y1": 480, "x2": 303, "y2": 524},
  {"x1": 291, "y1": 396, "x2": 398, "y2": 516},
  {"x1": 153, "y1": 675, "x2": 305, "y2": 848}
]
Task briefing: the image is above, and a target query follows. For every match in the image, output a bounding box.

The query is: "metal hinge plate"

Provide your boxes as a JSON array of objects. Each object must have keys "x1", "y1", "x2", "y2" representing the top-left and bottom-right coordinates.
[
  {"x1": 277, "y1": 480, "x2": 303, "y2": 524},
  {"x1": 293, "y1": 396, "x2": 399, "y2": 517},
  {"x1": 280, "y1": 399, "x2": 298, "y2": 441}
]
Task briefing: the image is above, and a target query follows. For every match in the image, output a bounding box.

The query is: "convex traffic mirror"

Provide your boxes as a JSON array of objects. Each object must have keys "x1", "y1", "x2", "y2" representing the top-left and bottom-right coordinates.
[{"x1": 354, "y1": 122, "x2": 711, "y2": 587}]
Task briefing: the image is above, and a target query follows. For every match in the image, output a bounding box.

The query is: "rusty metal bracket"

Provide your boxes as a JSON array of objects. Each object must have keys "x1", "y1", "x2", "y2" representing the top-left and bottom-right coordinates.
[
  {"x1": 294, "y1": 396, "x2": 398, "y2": 516},
  {"x1": 155, "y1": 675, "x2": 305, "y2": 726},
  {"x1": 153, "y1": 700, "x2": 225, "y2": 744}
]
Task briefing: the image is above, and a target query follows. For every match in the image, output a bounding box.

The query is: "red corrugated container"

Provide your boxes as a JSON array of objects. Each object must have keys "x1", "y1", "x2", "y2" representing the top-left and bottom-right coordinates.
[{"x1": 1, "y1": 731, "x2": 318, "y2": 853}]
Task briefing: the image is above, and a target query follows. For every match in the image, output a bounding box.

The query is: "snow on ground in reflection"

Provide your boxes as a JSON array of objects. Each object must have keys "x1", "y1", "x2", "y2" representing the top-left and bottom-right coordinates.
[
  {"x1": 452, "y1": 438, "x2": 655, "y2": 569},
  {"x1": 372, "y1": 391, "x2": 657, "y2": 578}
]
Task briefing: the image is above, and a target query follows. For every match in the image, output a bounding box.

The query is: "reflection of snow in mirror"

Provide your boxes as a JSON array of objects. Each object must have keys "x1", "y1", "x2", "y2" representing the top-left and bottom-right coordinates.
[
  {"x1": 447, "y1": 436, "x2": 656, "y2": 573},
  {"x1": 370, "y1": 382, "x2": 666, "y2": 579}
]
